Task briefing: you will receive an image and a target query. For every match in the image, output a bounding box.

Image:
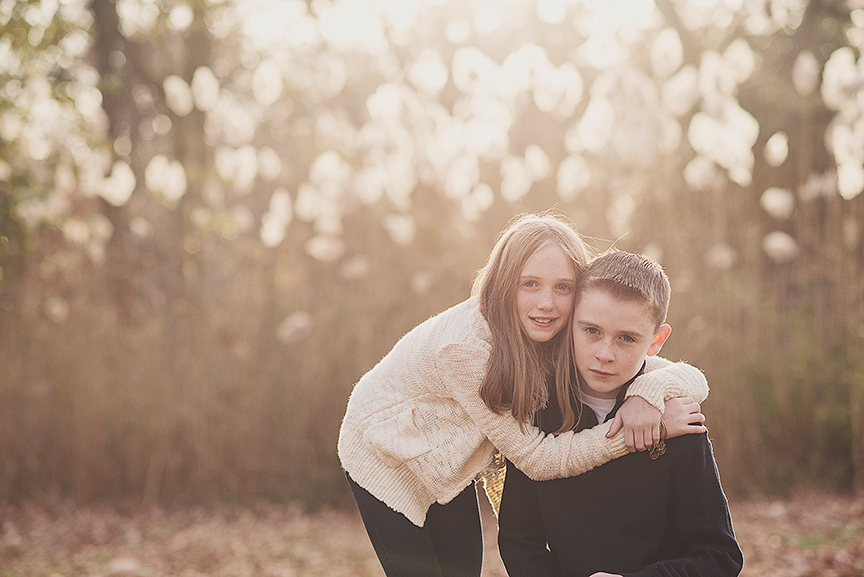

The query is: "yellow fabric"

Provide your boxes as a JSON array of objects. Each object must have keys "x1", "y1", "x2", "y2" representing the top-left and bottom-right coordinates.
[{"x1": 481, "y1": 452, "x2": 507, "y2": 518}]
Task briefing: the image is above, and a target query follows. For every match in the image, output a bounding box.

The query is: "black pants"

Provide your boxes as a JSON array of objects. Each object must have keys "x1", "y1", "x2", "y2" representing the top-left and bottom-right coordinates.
[{"x1": 346, "y1": 472, "x2": 484, "y2": 577}]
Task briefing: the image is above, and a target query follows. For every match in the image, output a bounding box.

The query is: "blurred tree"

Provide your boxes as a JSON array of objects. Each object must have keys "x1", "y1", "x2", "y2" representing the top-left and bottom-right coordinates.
[{"x1": 1, "y1": 0, "x2": 863, "y2": 505}]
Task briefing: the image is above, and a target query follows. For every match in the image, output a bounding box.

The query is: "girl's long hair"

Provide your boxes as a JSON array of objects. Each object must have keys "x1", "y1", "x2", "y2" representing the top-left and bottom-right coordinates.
[{"x1": 472, "y1": 212, "x2": 591, "y2": 433}]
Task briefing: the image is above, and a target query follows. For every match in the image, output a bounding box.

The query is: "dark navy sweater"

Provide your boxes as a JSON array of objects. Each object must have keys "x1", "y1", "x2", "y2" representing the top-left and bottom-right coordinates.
[{"x1": 498, "y1": 374, "x2": 743, "y2": 577}]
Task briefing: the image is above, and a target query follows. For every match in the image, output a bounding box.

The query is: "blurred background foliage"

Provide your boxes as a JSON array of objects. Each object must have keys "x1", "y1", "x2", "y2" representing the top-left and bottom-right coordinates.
[{"x1": 0, "y1": 0, "x2": 863, "y2": 509}]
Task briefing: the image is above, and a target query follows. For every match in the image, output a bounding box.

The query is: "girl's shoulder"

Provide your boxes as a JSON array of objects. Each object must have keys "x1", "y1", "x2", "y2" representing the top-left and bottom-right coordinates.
[
  {"x1": 418, "y1": 298, "x2": 492, "y2": 352},
  {"x1": 453, "y1": 298, "x2": 492, "y2": 344}
]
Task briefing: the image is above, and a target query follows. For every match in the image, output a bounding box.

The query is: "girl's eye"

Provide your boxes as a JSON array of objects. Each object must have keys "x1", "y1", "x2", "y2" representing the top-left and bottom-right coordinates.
[
  {"x1": 523, "y1": 280, "x2": 538, "y2": 288},
  {"x1": 556, "y1": 283, "x2": 572, "y2": 292},
  {"x1": 586, "y1": 327, "x2": 600, "y2": 336}
]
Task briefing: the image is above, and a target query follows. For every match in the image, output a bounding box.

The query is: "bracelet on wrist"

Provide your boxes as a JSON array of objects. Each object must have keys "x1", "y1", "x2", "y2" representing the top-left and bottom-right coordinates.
[{"x1": 649, "y1": 419, "x2": 667, "y2": 460}]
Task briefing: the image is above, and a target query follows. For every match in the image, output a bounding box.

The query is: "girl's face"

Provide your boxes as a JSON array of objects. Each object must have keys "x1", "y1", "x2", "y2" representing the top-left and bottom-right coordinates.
[{"x1": 515, "y1": 243, "x2": 576, "y2": 343}]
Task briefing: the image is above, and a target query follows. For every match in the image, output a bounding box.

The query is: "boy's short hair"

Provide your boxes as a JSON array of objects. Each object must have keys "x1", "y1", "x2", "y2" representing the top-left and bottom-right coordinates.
[{"x1": 576, "y1": 250, "x2": 670, "y2": 330}]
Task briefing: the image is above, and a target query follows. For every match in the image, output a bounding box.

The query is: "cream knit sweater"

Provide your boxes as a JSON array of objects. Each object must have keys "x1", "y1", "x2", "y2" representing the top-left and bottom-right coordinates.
[{"x1": 337, "y1": 298, "x2": 708, "y2": 527}]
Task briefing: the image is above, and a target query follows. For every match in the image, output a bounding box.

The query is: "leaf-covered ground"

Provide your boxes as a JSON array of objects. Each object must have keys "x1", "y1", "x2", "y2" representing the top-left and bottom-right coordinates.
[{"x1": 0, "y1": 494, "x2": 862, "y2": 576}]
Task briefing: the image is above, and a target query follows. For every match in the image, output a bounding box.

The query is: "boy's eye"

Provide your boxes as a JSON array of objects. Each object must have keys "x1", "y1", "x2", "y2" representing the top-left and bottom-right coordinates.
[
  {"x1": 621, "y1": 335, "x2": 636, "y2": 343},
  {"x1": 556, "y1": 283, "x2": 572, "y2": 292}
]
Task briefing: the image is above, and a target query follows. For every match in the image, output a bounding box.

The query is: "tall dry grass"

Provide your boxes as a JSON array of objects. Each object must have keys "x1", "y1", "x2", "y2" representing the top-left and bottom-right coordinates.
[{"x1": 1, "y1": 190, "x2": 863, "y2": 508}]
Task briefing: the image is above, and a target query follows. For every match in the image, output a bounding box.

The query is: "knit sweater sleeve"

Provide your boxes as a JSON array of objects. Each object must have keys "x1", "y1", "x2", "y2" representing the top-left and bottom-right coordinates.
[
  {"x1": 438, "y1": 342, "x2": 627, "y2": 481},
  {"x1": 625, "y1": 356, "x2": 709, "y2": 414},
  {"x1": 438, "y1": 343, "x2": 711, "y2": 482}
]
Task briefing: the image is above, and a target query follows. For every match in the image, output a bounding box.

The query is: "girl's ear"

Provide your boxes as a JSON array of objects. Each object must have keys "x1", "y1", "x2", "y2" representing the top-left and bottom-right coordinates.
[{"x1": 647, "y1": 324, "x2": 671, "y2": 356}]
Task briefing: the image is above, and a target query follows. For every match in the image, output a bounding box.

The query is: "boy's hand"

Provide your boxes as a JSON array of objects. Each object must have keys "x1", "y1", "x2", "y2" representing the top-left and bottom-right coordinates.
[
  {"x1": 663, "y1": 397, "x2": 707, "y2": 438},
  {"x1": 607, "y1": 396, "x2": 660, "y2": 452},
  {"x1": 590, "y1": 572, "x2": 622, "y2": 577}
]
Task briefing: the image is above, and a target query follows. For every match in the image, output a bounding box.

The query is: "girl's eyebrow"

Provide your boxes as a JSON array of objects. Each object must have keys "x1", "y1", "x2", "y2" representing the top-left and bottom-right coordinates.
[{"x1": 520, "y1": 274, "x2": 575, "y2": 281}]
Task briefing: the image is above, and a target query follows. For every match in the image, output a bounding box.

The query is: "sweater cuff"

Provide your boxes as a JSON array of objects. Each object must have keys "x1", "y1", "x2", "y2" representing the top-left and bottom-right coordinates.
[
  {"x1": 624, "y1": 358, "x2": 707, "y2": 414},
  {"x1": 559, "y1": 421, "x2": 628, "y2": 479},
  {"x1": 624, "y1": 377, "x2": 668, "y2": 414},
  {"x1": 601, "y1": 421, "x2": 629, "y2": 460}
]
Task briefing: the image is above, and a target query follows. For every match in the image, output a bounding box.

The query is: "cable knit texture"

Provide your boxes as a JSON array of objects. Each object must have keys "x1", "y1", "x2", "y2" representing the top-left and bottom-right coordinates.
[{"x1": 337, "y1": 298, "x2": 708, "y2": 527}]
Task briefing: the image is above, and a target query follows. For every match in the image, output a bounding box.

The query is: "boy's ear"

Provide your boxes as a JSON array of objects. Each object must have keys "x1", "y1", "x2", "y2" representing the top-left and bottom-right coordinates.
[{"x1": 647, "y1": 324, "x2": 672, "y2": 356}]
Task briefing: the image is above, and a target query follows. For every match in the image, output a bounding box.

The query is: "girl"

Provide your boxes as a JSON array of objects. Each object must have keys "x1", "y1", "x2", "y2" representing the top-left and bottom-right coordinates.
[{"x1": 338, "y1": 213, "x2": 707, "y2": 577}]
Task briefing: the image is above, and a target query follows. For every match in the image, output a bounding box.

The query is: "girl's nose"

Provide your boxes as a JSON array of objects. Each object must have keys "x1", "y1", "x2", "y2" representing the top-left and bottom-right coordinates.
[{"x1": 537, "y1": 289, "x2": 554, "y2": 309}]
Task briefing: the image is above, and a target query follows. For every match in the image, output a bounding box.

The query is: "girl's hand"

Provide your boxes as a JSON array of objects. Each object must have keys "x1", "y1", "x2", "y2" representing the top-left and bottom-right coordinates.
[
  {"x1": 607, "y1": 396, "x2": 660, "y2": 452},
  {"x1": 663, "y1": 397, "x2": 707, "y2": 438},
  {"x1": 590, "y1": 572, "x2": 622, "y2": 577}
]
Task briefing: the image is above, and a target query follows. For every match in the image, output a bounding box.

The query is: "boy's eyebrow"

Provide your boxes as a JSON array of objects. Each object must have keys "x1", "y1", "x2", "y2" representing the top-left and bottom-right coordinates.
[{"x1": 574, "y1": 318, "x2": 647, "y2": 339}]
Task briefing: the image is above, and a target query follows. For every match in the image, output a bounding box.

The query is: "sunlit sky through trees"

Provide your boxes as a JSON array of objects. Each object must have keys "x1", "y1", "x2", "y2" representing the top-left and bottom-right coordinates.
[{"x1": 9, "y1": 0, "x2": 859, "y2": 267}]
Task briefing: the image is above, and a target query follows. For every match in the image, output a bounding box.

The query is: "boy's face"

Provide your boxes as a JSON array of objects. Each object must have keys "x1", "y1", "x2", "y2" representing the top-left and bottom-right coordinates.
[{"x1": 572, "y1": 287, "x2": 671, "y2": 399}]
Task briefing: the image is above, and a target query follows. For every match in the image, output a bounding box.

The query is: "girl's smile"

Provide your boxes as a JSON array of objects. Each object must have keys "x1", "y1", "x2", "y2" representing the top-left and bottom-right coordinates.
[{"x1": 515, "y1": 243, "x2": 575, "y2": 343}]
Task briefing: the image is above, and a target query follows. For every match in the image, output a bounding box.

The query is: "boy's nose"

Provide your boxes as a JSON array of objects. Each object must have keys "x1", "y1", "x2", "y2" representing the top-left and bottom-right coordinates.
[{"x1": 596, "y1": 341, "x2": 614, "y2": 361}]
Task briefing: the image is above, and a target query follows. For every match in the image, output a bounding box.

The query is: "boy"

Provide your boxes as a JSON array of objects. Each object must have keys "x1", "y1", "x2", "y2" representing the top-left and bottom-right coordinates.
[{"x1": 497, "y1": 251, "x2": 743, "y2": 577}]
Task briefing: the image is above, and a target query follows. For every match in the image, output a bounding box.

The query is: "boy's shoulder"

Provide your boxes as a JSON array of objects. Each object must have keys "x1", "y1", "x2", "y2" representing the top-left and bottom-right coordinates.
[
  {"x1": 538, "y1": 431, "x2": 713, "y2": 488},
  {"x1": 525, "y1": 432, "x2": 718, "y2": 534}
]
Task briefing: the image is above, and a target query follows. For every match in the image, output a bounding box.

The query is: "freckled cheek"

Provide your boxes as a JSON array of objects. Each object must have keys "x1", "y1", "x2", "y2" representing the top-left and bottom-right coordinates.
[
  {"x1": 616, "y1": 349, "x2": 640, "y2": 367},
  {"x1": 574, "y1": 345, "x2": 598, "y2": 368},
  {"x1": 555, "y1": 295, "x2": 573, "y2": 317},
  {"x1": 515, "y1": 293, "x2": 531, "y2": 317}
]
